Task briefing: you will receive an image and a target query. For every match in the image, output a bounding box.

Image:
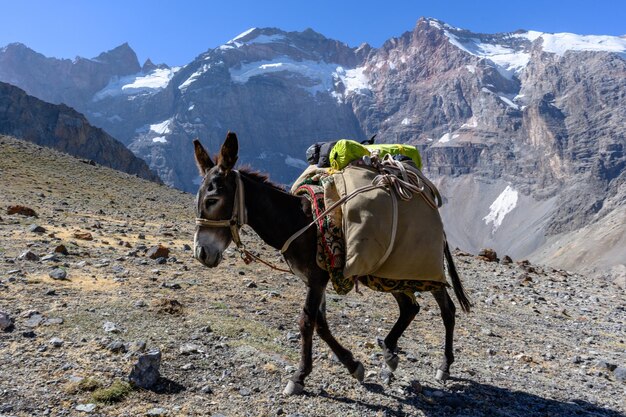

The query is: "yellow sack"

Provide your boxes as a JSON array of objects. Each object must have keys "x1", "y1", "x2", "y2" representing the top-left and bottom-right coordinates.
[
  {"x1": 329, "y1": 140, "x2": 369, "y2": 170},
  {"x1": 329, "y1": 139, "x2": 423, "y2": 171},
  {"x1": 365, "y1": 144, "x2": 422, "y2": 170}
]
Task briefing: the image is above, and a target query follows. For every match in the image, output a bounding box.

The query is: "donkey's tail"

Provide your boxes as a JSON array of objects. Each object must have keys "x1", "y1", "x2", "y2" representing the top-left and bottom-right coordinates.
[{"x1": 444, "y1": 240, "x2": 471, "y2": 313}]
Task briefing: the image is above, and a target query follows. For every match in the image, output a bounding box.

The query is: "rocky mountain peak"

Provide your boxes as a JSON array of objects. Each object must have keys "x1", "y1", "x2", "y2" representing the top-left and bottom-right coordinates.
[{"x1": 93, "y1": 42, "x2": 141, "y2": 75}]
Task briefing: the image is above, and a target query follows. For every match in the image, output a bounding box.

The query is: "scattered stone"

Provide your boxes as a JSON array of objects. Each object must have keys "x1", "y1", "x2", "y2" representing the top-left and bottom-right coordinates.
[
  {"x1": 380, "y1": 368, "x2": 394, "y2": 385},
  {"x1": 28, "y1": 224, "x2": 46, "y2": 233},
  {"x1": 73, "y1": 231, "x2": 93, "y2": 241},
  {"x1": 161, "y1": 282, "x2": 181, "y2": 290},
  {"x1": 179, "y1": 343, "x2": 202, "y2": 355},
  {"x1": 147, "y1": 245, "x2": 170, "y2": 260},
  {"x1": 239, "y1": 387, "x2": 251, "y2": 396},
  {"x1": 0, "y1": 311, "x2": 14, "y2": 331},
  {"x1": 182, "y1": 244, "x2": 192, "y2": 251},
  {"x1": 75, "y1": 403, "x2": 97, "y2": 413},
  {"x1": 25, "y1": 314, "x2": 44, "y2": 327},
  {"x1": 245, "y1": 281, "x2": 258, "y2": 288},
  {"x1": 129, "y1": 349, "x2": 161, "y2": 389},
  {"x1": 409, "y1": 380, "x2": 422, "y2": 394},
  {"x1": 133, "y1": 300, "x2": 147, "y2": 308},
  {"x1": 501, "y1": 255, "x2": 513, "y2": 265},
  {"x1": 49, "y1": 268, "x2": 67, "y2": 280},
  {"x1": 106, "y1": 341, "x2": 127, "y2": 353},
  {"x1": 614, "y1": 367, "x2": 626, "y2": 382},
  {"x1": 286, "y1": 332, "x2": 300, "y2": 342},
  {"x1": 41, "y1": 254, "x2": 60, "y2": 262},
  {"x1": 155, "y1": 257, "x2": 167, "y2": 265},
  {"x1": 54, "y1": 244, "x2": 69, "y2": 255},
  {"x1": 147, "y1": 408, "x2": 168, "y2": 416},
  {"x1": 103, "y1": 322, "x2": 121, "y2": 333},
  {"x1": 7, "y1": 205, "x2": 37, "y2": 217},
  {"x1": 49, "y1": 337, "x2": 64, "y2": 347},
  {"x1": 137, "y1": 233, "x2": 146, "y2": 239},
  {"x1": 22, "y1": 330, "x2": 36, "y2": 338},
  {"x1": 200, "y1": 385, "x2": 213, "y2": 394},
  {"x1": 18, "y1": 250, "x2": 40, "y2": 261},
  {"x1": 44, "y1": 317, "x2": 64, "y2": 326},
  {"x1": 477, "y1": 248, "x2": 498, "y2": 262}
]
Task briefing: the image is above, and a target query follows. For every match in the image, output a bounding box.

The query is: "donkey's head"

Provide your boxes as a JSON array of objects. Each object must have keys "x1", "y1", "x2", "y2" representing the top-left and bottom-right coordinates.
[{"x1": 193, "y1": 132, "x2": 240, "y2": 267}]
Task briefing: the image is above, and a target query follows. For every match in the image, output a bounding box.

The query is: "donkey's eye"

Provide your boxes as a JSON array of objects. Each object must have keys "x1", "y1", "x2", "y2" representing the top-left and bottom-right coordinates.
[{"x1": 205, "y1": 198, "x2": 218, "y2": 209}]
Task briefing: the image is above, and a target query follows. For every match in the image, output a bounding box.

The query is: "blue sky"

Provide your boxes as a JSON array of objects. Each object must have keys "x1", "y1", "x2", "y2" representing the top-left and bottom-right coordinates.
[{"x1": 1, "y1": 0, "x2": 624, "y2": 66}]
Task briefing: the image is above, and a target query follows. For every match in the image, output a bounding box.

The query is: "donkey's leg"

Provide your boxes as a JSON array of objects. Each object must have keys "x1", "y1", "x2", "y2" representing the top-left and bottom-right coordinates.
[
  {"x1": 283, "y1": 283, "x2": 324, "y2": 395},
  {"x1": 315, "y1": 293, "x2": 364, "y2": 382},
  {"x1": 432, "y1": 287, "x2": 456, "y2": 382},
  {"x1": 380, "y1": 292, "x2": 420, "y2": 372}
]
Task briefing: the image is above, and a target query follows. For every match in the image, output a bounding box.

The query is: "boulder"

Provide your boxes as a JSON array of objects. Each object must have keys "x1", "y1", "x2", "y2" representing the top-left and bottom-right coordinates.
[
  {"x1": 147, "y1": 245, "x2": 169, "y2": 259},
  {"x1": 477, "y1": 248, "x2": 498, "y2": 262},
  {"x1": 7, "y1": 205, "x2": 37, "y2": 217},
  {"x1": 129, "y1": 350, "x2": 161, "y2": 389}
]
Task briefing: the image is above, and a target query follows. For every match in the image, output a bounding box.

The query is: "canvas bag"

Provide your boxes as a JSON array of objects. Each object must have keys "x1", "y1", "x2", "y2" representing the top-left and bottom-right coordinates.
[{"x1": 329, "y1": 164, "x2": 446, "y2": 283}]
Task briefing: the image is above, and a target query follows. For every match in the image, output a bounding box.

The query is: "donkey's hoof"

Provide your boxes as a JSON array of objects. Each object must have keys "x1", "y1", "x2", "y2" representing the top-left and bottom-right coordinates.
[
  {"x1": 283, "y1": 380, "x2": 304, "y2": 396},
  {"x1": 386, "y1": 354, "x2": 400, "y2": 372},
  {"x1": 435, "y1": 369, "x2": 450, "y2": 382},
  {"x1": 351, "y1": 362, "x2": 365, "y2": 383}
]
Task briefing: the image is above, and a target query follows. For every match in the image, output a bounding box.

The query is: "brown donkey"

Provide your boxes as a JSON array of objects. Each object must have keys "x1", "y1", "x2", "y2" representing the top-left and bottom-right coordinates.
[{"x1": 193, "y1": 132, "x2": 471, "y2": 395}]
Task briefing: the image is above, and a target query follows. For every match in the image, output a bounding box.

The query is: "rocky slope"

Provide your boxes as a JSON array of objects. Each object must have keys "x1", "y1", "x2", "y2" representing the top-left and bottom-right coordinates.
[
  {"x1": 1, "y1": 136, "x2": 625, "y2": 416},
  {"x1": 0, "y1": 82, "x2": 160, "y2": 182},
  {"x1": 0, "y1": 18, "x2": 624, "y2": 275}
]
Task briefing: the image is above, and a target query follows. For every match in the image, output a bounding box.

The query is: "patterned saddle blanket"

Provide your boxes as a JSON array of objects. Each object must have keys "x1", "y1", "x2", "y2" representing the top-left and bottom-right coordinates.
[{"x1": 294, "y1": 175, "x2": 445, "y2": 299}]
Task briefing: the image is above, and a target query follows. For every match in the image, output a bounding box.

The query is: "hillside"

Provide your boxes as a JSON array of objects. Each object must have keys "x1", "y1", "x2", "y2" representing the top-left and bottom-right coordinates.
[
  {"x1": 0, "y1": 82, "x2": 161, "y2": 183},
  {"x1": 1, "y1": 135, "x2": 624, "y2": 416}
]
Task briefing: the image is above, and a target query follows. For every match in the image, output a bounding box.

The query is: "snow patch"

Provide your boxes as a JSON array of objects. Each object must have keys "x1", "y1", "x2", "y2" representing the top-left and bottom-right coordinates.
[
  {"x1": 179, "y1": 64, "x2": 211, "y2": 90},
  {"x1": 444, "y1": 31, "x2": 530, "y2": 79},
  {"x1": 401, "y1": 118, "x2": 411, "y2": 125},
  {"x1": 336, "y1": 66, "x2": 370, "y2": 94},
  {"x1": 461, "y1": 117, "x2": 478, "y2": 128},
  {"x1": 498, "y1": 95, "x2": 519, "y2": 110},
  {"x1": 231, "y1": 28, "x2": 257, "y2": 42},
  {"x1": 94, "y1": 67, "x2": 180, "y2": 100},
  {"x1": 465, "y1": 65, "x2": 476, "y2": 74},
  {"x1": 229, "y1": 58, "x2": 369, "y2": 99},
  {"x1": 150, "y1": 120, "x2": 171, "y2": 135},
  {"x1": 439, "y1": 133, "x2": 452, "y2": 143},
  {"x1": 539, "y1": 32, "x2": 626, "y2": 56},
  {"x1": 483, "y1": 185, "x2": 519, "y2": 231},
  {"x1": 152, "y1": 137, "x2": 167, "y2": 143}
]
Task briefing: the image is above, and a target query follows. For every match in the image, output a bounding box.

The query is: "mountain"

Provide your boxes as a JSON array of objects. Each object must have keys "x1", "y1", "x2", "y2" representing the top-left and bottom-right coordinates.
[
  {"x1": 0, "y1": 18, "x2": 624, "y2": 276},
  {"x1": 0, "y1": 82, "x2": 161, "y2": 182}
]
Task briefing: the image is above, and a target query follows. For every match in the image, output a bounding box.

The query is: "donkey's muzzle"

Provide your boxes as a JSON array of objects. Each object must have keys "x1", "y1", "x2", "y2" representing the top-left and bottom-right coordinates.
[{"x1": 194, "y1": 246, "x2": 222, "y2": 268}]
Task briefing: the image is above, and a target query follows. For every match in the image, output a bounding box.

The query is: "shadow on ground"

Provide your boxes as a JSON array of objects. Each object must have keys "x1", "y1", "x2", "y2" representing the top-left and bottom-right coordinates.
[
  {"x1": 149, "y1": 377, "x2": 186, "y2": 395},
  {"x1": 321, "y1": 377, "x2": 625, "y2": 417}
]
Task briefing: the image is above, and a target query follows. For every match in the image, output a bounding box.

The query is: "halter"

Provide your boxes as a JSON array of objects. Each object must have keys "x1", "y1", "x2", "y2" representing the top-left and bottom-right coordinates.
[{"x1": 194, "y1": 170, "x2": 292, "y2": 273}]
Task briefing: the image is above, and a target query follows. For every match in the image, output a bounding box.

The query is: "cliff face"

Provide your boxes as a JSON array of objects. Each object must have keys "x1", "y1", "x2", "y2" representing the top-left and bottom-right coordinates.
[{"x1": 0, "y1": 82, "x2": 160, "y2": 182}]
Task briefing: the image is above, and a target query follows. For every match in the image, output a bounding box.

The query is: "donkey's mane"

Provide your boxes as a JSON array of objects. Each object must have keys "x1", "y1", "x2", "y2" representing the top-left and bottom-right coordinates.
[{"x1": 239, "y1": 166, "x2": 287, "y2": 192}]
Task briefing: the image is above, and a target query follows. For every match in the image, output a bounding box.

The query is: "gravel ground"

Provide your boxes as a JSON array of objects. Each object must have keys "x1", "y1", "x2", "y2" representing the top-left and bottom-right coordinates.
[{"x1": 1, "y1": 136, "x2": 625, "y2": 416}]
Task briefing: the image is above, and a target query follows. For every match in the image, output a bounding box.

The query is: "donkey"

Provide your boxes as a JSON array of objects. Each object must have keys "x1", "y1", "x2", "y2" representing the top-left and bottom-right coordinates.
[{"x1": 193, "y1": 132, "x2": 471, "y2": 395}]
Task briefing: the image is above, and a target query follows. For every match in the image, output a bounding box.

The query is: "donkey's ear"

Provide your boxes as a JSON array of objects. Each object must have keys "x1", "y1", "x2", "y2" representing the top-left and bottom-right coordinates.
[
  {"x1": 218, "y1": 131, "x2": 239, "y2": 172},
  {"x1": 193, "y1": 139, "x2": 214, "y2": 175}
]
